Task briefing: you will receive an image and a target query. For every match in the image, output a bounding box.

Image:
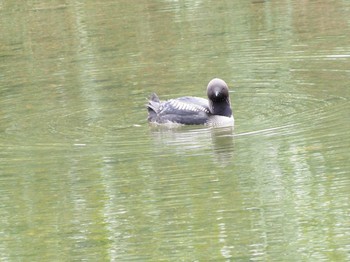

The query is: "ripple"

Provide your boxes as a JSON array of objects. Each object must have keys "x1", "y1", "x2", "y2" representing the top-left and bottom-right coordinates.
[{"x1": 234, "y1": 84, "x2": 348, "y2": 140}]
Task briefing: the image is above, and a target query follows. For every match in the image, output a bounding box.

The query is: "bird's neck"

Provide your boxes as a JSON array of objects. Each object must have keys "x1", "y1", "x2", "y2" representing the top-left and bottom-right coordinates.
[{"x1": 209, "y1": 99, "x2": 232, "y2": 117}]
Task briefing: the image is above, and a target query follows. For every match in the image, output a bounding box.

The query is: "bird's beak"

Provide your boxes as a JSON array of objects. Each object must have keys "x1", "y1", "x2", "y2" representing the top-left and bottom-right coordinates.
[{"x1": 215, "y1": 90, "x2": 220, "y2": 97}]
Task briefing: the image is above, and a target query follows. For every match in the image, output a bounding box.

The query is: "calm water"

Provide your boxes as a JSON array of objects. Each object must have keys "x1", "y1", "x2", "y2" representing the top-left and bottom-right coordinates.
[{"x1": 1, "y1": 0, "x2": 350, "y2": 261}]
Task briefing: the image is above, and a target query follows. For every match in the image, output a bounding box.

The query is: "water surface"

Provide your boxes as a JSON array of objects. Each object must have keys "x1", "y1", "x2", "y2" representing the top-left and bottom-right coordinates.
[{"x1": 1, "y1": 0, "x2": 349, "y2": 261}]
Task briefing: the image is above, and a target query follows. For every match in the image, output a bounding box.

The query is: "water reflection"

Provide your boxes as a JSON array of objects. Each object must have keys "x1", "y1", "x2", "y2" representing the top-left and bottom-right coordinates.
[{"x1": 149, "y1": 126, "x2": 235, "y2": 166}]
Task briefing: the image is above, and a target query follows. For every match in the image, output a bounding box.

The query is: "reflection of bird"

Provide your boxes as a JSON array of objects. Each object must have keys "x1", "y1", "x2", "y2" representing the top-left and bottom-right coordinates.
[{"x1": 147, "y1": 78, "x2": 234, "y2": 127}]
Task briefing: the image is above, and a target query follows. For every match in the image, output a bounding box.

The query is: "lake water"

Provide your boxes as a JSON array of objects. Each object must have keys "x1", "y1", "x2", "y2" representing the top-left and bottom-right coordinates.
[{"x1": 1, "y1": 0, "x2": 349, "y2": 261}]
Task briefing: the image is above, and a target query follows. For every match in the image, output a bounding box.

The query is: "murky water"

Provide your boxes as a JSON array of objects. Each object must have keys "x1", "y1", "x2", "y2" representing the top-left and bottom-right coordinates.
[{"x1": 1, "y1": 0, "x2": 349, "y2": 261}]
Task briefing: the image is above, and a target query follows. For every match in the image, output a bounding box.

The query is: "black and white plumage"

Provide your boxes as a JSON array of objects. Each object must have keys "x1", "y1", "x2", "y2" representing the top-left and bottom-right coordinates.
[{"x1": 147, "y1": 78, "x2": 234, "y2": 127}]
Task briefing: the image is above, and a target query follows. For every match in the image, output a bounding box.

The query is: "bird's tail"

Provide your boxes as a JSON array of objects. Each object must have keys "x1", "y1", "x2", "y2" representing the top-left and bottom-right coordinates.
[{"x1": 147, "y1": 93, "x2": 160, "y2": 121}]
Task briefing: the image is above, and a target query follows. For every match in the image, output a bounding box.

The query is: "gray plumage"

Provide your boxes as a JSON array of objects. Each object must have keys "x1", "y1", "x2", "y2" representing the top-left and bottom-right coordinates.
[{"x1": 147, "y1": 78, "x2": 234, "y2": 127}]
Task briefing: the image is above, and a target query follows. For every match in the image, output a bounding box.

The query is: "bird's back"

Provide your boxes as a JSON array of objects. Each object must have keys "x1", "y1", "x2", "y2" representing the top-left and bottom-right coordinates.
[{"x1": 147, "y1": 95, "x2": 210, "y2": 125}]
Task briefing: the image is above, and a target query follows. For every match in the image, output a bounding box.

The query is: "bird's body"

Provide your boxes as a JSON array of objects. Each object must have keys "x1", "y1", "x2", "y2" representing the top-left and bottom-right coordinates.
[{"x1": 147, "y1": 78, "x2": 234, "y2": 127}]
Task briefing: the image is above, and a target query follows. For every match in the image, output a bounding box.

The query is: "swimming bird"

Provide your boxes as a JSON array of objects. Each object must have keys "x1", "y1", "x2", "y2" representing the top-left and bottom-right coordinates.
[{"x1": 147, "y1": 78, "x2": 234, "y2": 127}]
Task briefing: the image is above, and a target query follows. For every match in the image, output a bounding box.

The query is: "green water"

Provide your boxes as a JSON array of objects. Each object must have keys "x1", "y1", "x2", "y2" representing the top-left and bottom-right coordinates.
[{"x1": 1, "y1": 0, "x2": 349, "y2": 261}]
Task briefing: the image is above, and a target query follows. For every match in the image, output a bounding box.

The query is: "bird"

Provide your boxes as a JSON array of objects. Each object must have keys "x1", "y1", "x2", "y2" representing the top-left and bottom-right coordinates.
[{"x1": 147, "y1": 78, "x2": 234, "y2": 127}]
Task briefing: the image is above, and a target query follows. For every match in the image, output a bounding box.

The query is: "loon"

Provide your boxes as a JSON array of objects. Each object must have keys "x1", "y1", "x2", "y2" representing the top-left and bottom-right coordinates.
[{"x1": 147, "y1": 78, "x2": 234, "y2": 127}]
